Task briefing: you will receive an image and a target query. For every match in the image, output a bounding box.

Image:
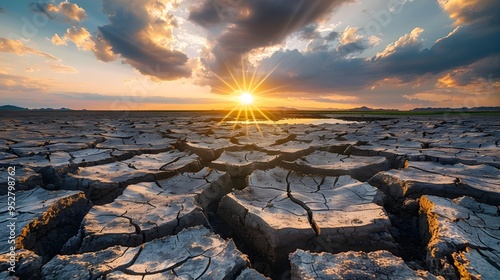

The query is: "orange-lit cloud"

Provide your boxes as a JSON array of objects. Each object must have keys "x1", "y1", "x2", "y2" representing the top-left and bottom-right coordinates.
[
  {"x1": 45, "y1": 2, "x2": 87, "y2": 23},
  {"x1": 0, "y1": 71, "x2": 49, "y2": 92},
  {"x1": 51, "y1": 34, "x2": 67, "y2": 46},
  {"x1": 437, "y1": 0, "x2": 491, "y2": 25},
  {"x1": 51, "y1": 27, "x2": 116, "y2": 62},
  {"x1": 50, "y1": 63, "x2": 78, "y2": 73},
  {"x1": 60, "y1": 27, "x2": 93, "y2": 50},
  {"x1": 339, "y1": 27, "x2": 363, "y2": 45},
  {"x1": 0, "y1": 38, "x2": 59, "y2": 60},
  {"x1": 376, "y1": 28, "x2": 424, "y2": 58},
  {"x1": 437, "y1": 71, "x2": 500, "y2": 94},
  {"x1": 336, "y1": 26, "x2": 380, "y2": 56},
  {"x1": 2, "y1": 0, "x2": 498, "y2": 110},
  {"x1": 96, "y1": 0, "x2": 191, "y2": 80}
]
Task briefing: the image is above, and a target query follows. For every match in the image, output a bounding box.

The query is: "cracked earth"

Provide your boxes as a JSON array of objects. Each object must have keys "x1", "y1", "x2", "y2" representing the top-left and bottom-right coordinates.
[{"x1": 0, "y1": 111, "x2": 499, "y2": 279}]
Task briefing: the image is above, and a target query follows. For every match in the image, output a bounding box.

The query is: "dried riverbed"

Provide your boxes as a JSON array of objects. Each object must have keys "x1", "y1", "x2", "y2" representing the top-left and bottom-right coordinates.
[{"x1": 0, "y1": 111, "x2": 499, "y2": 279}]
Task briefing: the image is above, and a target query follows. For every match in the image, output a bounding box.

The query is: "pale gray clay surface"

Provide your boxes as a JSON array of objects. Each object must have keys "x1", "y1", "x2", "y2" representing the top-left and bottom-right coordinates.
[{"x1": 0, "y1": 112, "x2": 498, "y2": 279}]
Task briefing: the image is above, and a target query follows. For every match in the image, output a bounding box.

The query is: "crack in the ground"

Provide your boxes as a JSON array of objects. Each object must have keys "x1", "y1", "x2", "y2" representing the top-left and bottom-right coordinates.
[
  {"x1": 286, "y1": 171, "x2": 321, "y2": 237},
  {"x1": 159, "y1": 156, "x2": 185, "y2": 170},
  {"x1": 195, "y1": 256, "x2": 211, "y2": 280}
]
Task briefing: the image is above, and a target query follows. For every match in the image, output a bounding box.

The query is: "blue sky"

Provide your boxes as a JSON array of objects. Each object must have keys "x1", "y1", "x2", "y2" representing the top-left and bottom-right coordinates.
[{"x1": 0, "y1": 0, "x2": 498, "y2": 110}]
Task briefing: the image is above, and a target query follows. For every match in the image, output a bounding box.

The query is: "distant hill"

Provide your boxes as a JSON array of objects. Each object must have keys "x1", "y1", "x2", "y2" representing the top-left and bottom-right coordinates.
[
  {"x1": 411, "y1": 106, "x2": 500, "y2": 112},
  {"x1": 0, "y1": 105, "x2": 72, "y2": 111},
  {"x1": 259, "y1": 106, "x2": 298, "y2": 111},
  {"x1": 350, "y1": 106, "x2": 399, "y2": 112},
  {"x1": 32, "y1": 107, "x2": 72, "y2": 111},
  {"x1": 349, "y1": 106, "x2": 500, "y2": 112},
  {"x1": 0, "y1": 105, "x2": 29, "y2": 111},
  {"x1": 350, "y1": 106, "x2": 371, "y2": 111}
]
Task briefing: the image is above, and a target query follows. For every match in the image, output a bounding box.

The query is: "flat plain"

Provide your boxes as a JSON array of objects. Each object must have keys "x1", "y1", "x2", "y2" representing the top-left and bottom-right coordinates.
[{"x1": 0, "y1": 110, "x2": 499, "y2": 279}]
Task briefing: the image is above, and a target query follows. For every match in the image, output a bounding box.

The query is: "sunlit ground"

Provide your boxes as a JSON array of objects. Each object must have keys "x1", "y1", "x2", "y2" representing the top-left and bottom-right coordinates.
[{"x1": 227, "y1": 118, "x2": 358, "y2": 125}]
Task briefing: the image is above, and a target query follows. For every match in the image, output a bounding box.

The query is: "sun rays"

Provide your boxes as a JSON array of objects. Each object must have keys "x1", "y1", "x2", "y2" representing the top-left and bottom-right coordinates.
[{"x1": 214, "y1": 58, "x2": 284, "y2": 136}]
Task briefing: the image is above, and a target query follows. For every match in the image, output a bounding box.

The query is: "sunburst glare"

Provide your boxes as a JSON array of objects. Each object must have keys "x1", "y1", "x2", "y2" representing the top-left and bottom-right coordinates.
[
  {"x1": 239, "y1": 92, "x2": 254, "y2": 105},
  {"x1": 215, "y1": 58, "x2": 284, "y2": 136}
]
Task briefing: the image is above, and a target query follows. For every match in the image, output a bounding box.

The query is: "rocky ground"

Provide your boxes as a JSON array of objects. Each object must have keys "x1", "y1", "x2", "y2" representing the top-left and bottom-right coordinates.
[{"x1": 0, "y1": 111, "x2": 499, "y2": 279}]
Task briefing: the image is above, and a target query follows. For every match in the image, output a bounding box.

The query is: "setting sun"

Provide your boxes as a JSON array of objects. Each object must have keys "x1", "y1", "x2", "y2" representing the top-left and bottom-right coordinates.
[
  {"x1": 214, "y1": 58, "x2": 282, "y2": 136},
  {"x1": 239, "y1": 92, "x2": 254, "y2": 105}
]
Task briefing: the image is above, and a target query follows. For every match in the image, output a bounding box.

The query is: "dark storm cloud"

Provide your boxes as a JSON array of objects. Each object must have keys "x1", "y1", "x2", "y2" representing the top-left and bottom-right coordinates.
[
  {"x1": 437, "y1": 55, "x2": 500, "y2": 91},
  {"x1": 325, "y1": 31, "x2": 339, "y2": 41},
  {"x1": 374, "y1": 26, "x2": 500, "y2": 77},
  {"x1": 337, "y1": 42, "x2": 367, "y2": 56},
  {"x1": 190, "y1": 0, "x2": 352, "y2": 75},
  {"x1": 299, "y1": 24, "x2": 321, "y2": 40},
  {"x1": 254, "y1": 0, "x2": 500, "y2": 95},
  {"x1": 261, "y1": 49, "x2": 372, "y2": 92},
  {"x1": 439, "y1": 0, "x2": 500, "y2": 26},
  {"x1": 188, "y1": 0, "x2": 220, "y2": 27},
  {"x1": 374, "y1": 0, "x2": 500, "y2": 79},
  {"x1": 98, "y1": 0, "x2": 191, "y2": 80},
  {"x1": 462, "y1": 56, "x2": 500, "y2": 81}
]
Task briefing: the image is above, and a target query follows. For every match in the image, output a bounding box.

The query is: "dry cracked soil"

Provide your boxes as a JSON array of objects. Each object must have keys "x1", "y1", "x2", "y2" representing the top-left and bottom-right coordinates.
[{"x1": 0, "y1": 111, "x2": 499, "y2": 280}]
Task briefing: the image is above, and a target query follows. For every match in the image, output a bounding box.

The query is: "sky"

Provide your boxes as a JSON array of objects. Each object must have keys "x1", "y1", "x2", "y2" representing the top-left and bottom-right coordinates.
[{"x1": 0, "y1": 0, "x2": 499, "y2": 110}]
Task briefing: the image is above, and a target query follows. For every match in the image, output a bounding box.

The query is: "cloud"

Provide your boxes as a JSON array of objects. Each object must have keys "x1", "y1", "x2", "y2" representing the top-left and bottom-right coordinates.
[
  {"x1": 234, "y1": 0, "x2": 500, "y2": 101},
  {"x1": 301, "y1": 27, "x2": 342, "y2": 53},
  {"x1": 61, "y1": 27, "x2": 94, "y2": 50},
  {"x1": 91, "y1": 32, "x2": 116, "y2": 62},
  {"x1": 50, "y1": 63, "x2": 78, "y2": 73},
  {"x1": 190, "y1": 0, "x2": 352, "y2": 76},
  {"x1": 436, "y1": 55, "x2": 500, "y2": 93},
  {"x1": 437, "y1": 0, "x2": 500, "y2": 25},
  {"x1": 337, "y1": 26, "x2": 379, "y2": 56},
  {"x1": 29, "y1": 3, "x2": 54, "y2": 19},
  {"x1": 299, "y1": 24, "x2": 322, "y2": 40},
  {"x1": 53, "y1": 92, "x2": 215, "y2": 104},
  {"x1": 31, "y1": 1, "x2": 87, "y2": 23},
  {"x1": 26, "y1": 67, "x2": 41, "y2": 73},
  {"x1": 258, "y1": 49, "x2": 371, "y2": 93},
  {"x1": 0, "y1": 72, "x2": 49, "y2": 92},
  {"x1": 375, "y1": 27, "x2": 424, "y2": 58},
  {"x1": 96, "y1": 0, "x2": 191, "y2": 80},
  {"x1": 0, "y1": 38, "x2": 59, "y2": 60},
  {"x1": 325, "y1": 31, "x2": 339, "y2": 41},
  {"x1": 403, "y1": 92, "x2": 453, "y2": 103},
  {"x1": 255, "y1": 21, "x2": 498, "y2": 97},
  {"x1": 187, "y1": 0, "x2": 499, "y2": 105},
  {"x1": 51, "y1": 34, "x2": 67, "y2": 46},
  {"x1": 51, "y1": 27, "x2": 116, "y2": 62},
  {"x1": 0, "y1": 7, "x2": 6, "y2": 14}
]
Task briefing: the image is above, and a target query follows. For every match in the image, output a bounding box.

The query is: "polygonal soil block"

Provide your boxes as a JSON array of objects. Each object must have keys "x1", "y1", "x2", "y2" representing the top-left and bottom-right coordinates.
[
  {"x1": 42, "y1": 227, "x2": 250, "y2": 279},
  {"x1": 218, "y1": 167, "x2": 395, "y2": 263}
]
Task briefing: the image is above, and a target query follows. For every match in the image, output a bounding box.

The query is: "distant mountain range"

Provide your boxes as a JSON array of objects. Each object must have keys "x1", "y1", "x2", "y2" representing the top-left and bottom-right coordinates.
[
  {"x1": 350, "y1": 106, "x2": 500, "y2": 112},
  {"x1": 1, "y1": 104, "x2": 499, "y2": 112},
  {"x1": 410, "y1": 106, "x2": 500, "y2": 112},
  {"x1": 0, "y1": 105, "x2": 72, "y2": 111},
  {"x1": 350, "y1": 106, "x2": 398, "y2": 111}
]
